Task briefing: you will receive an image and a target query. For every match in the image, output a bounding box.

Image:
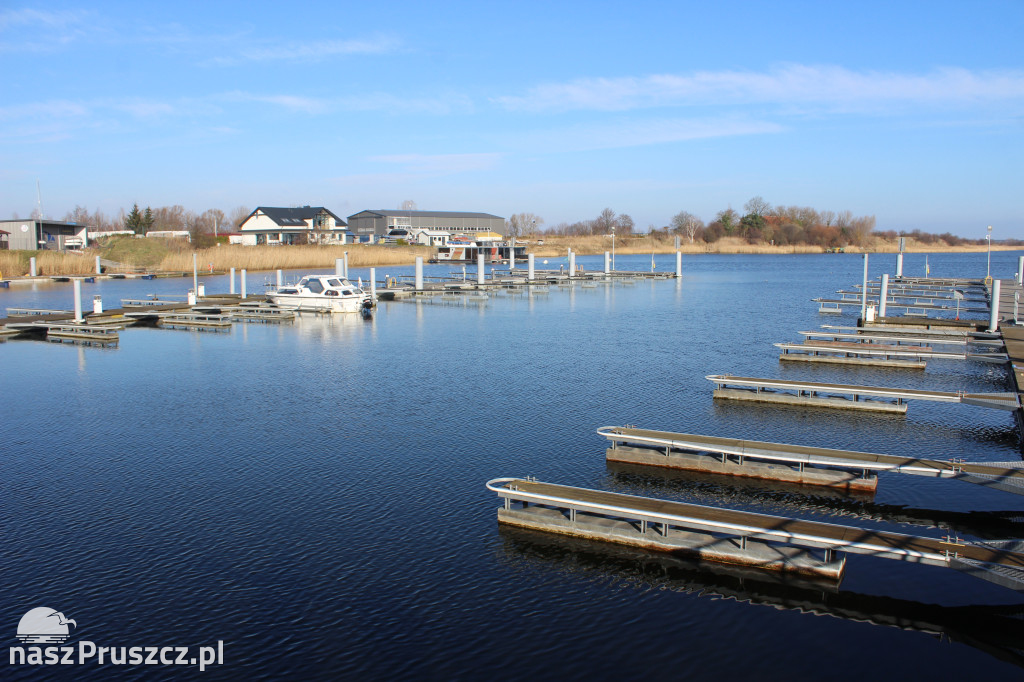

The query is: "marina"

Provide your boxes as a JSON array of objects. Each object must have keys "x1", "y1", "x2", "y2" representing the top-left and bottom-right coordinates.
[{"x1": 5, "y1": 252, "x2": 1024, "y2": 679}]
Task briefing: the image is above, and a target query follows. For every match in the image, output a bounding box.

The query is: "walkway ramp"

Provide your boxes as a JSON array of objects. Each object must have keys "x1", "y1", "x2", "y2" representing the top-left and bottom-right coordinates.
[{"x1": 487, "y1": 478, "x2": 1024, "y2": 592}]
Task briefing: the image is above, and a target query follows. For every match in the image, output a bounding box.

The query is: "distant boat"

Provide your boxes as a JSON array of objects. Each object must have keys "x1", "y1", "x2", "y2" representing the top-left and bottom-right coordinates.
[{"x1": 267, "y1": 275, "x2": 374, "y2": 314}]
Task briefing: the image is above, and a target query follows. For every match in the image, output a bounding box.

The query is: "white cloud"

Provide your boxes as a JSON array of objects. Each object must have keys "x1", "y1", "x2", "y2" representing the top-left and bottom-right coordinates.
[
  {"x1": 495, "y1": 64, "x2": 1024, "y2": 113},
  {"x1": 507, "y1": 117, "x2": 783, "y2": 153},
  {"x1": 211, "y1": 34, "x2": 401, "y2": 65},
  {"x1": 0, "y1": 8, "x2": 92, "y2": 51},
  {"x1": 368, "y1": 153, "x2": 501, "y2": 174}
]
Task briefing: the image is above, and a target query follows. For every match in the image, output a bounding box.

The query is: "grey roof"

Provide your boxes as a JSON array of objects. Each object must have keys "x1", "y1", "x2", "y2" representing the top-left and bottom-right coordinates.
[
  {"x1": 244, "y1": 206, "x2": 347, "y2": 228},
  {"x1": 349, "y1": 210, "x2": 504, "y2": 220}
]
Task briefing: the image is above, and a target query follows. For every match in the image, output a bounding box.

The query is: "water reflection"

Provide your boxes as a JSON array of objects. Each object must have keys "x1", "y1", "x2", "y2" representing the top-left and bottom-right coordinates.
[
  {"x1": 606, "y1": 462, "x2": 1024, "y2": 540},
  {"x1": 498, "y1": 526, "x2": 1024, "y2": 669}
]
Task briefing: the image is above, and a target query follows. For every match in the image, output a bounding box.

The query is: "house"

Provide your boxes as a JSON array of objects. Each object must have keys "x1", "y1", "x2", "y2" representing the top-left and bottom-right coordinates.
[
  {"x1": 238, "y1": 207, "x2": 350, "y2": 245},
  {"x1": 346, "y1": 210, "x2": 505, "y2": 241},
  {"x1": 0, "y1": 219, "x2": 88, "y2": 250}
]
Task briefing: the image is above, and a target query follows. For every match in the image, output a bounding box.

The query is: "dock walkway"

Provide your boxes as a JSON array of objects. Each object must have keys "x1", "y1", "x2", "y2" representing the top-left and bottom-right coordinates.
[{"x1": 487, "y1": 478, "x2": 1024, "y2": 591}]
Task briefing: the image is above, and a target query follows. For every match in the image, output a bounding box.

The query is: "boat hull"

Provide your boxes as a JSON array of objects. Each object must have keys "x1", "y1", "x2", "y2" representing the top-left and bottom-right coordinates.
[{"x1": 266, "y1": 293, "x2": 368, "y2": 313}]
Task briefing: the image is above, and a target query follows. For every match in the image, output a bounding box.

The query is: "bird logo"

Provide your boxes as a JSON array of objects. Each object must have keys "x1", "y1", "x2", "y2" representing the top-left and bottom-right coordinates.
[{"x1": 16, "y1": 607, "x2": 77, "y2": 645}]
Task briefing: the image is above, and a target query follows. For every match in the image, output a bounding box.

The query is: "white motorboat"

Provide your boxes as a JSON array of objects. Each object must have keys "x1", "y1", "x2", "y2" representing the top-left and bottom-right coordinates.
[{"x1": 266, "y1": 275, "x2": 374, "y2": 314}]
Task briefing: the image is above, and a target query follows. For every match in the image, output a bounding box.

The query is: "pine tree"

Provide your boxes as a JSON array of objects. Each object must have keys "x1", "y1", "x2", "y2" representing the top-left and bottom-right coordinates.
[
  {"x1": 142, "y1": 206, "x2": 154, "y2": 235},
  {"x1": 125, "y1": 203, "x2": 142, "y2": 232}
]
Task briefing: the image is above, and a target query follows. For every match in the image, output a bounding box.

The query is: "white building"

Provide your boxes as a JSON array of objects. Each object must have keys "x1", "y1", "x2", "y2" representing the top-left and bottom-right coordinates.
[{"x1": 238, "y1": 207, "x2": 350, "y2": 245}]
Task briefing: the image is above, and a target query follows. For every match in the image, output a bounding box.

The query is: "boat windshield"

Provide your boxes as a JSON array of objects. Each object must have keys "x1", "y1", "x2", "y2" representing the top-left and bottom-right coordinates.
[
  {"x1": 305, "y1": 279, "x2": 324, "y2": 294},
  {"x1": 328, "y1": 279, "x2": 343, "y2": 287}
]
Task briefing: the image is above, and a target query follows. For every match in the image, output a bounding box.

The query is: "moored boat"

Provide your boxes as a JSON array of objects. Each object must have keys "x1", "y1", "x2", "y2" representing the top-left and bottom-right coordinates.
[{"x1": 266, "y1": 275, "x2": 374, "y2": 314}]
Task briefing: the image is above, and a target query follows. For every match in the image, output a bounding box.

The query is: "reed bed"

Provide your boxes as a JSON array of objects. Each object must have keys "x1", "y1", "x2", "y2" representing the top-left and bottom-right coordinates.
[{"x1": 0, "y1": 251, "x2": 101, "y2": 277}]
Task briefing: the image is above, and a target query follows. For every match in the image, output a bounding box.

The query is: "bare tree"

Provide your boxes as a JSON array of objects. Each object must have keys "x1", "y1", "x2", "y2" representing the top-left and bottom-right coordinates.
[
  {"x1": 671, "y1": 211, "x2": 704, "y2": 243},
  {"x1": 506, "y1": 213, "x2": 544, "y2": 239},
  {"x1": 229, "y1": 205, "x2": 252, "y2": 229},
  {"x1": 835, "y1": 210, "x2": 853, "y2": 230},
  {"x1": 819, "y1": 209, "x2": 835, "y2": 227},
  {"x1": 615, "y1": 213, "x2": 634, "y2": 234},
  {"x1": 200, "y1": 208, "x2": 226, "y2": 234},
  {"x1": 398, "y1": 199, "x2": 417, "y2": 211},
  {"x1": 744, "y1": 196, "x2": 771, "y2": 217},
  {"x1": 594, "y1": 208, "x2": 617, "y2": 235}
]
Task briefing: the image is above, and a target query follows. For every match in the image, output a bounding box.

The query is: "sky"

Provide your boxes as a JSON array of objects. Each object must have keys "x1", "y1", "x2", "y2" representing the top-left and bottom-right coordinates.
[{"x1": 1, "y1": 1, "x2": 1022, "y2": 237}]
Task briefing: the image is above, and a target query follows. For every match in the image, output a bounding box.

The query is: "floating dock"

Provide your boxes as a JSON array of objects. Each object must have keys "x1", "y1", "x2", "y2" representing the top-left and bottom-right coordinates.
[
  {"x1": 598, "y1": 426, "x2": 1024, "y2": 495},
  {"x1": 487, "y1": 477, "x2": 1024, "y2": 591},
  {"x1": 706, "y1": 374, "x2": 1020, "y2": 413}
]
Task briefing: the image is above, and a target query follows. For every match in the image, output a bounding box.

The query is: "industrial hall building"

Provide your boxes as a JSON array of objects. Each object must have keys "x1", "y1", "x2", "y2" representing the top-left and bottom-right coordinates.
[{"x1": 346, "y1": 210, "x2": 506, "y2": 241}]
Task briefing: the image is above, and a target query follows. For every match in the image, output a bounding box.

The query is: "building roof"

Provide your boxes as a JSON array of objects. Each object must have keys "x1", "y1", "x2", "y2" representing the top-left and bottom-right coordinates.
[
  {"x1": 243, "y1": 206, "x2": 346, "y2": 228},
  {"x1": 349, "y1": 210, "x2": 504, "y2": 220}
]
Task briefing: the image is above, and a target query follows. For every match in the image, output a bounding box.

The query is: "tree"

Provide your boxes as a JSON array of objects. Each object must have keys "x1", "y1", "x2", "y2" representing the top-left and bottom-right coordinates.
[
  {"x1": 125, "y1": 203, "x2": 143, "y2": 232},
  {"x1": 228, "y1": 205, "x2": 251, "y2": 229},
  {"x1": 671, "y1": 211, "x2": 704, "y2": 243},
  {"x1": 744, "y1": 196, "x2": 771, "y2": 217},
  {"x1": 200, "y1": 208, "x2": 226, "y2": 235},
  {"x1": 594, "y1": 208, "x2": 617, "y2": 235},
  {"x1": 142, "y1": 207, "x2": 154, "y2": 234},
  {"x1": 398, "y1": 199, "x2": 417, "y2": 211},
  {"x1": 506, "y1": 213, "x2": 544, "y2": 239},
  {"x1": 615, "y1": 213, "x2": 634, "y2": 234},
  {"x1": 715, "y1": 208, "x2": 738, "y2": 234}
]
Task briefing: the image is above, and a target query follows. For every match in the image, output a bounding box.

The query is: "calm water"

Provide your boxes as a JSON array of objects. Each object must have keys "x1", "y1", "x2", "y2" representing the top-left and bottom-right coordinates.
[{"x1": 2, "y1": 251, "x2": 1024, "y2": 680}]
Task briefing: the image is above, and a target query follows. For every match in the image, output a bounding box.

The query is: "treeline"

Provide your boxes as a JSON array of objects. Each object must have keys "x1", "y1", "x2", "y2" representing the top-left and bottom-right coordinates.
[
  {"x1": 531, "y1": 197, "x2": 1002, "y2": 249},
  {"x1": 19, "y1": 204, "x2": 253, "y2": 240},
  {"x1": 543, "y1": 208, "x2": 636, "y2": 237}
]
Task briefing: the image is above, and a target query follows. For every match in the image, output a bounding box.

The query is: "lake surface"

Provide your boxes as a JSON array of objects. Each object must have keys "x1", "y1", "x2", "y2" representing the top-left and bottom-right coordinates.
[{"x1": 3, "y1": 251, "x2": 1024, "y2": 680}]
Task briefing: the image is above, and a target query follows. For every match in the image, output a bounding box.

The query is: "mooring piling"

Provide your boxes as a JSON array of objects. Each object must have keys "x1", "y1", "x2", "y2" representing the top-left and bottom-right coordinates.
[
  {"x1": 230, "y1": 268, "x2": 236, "y2": 295},
  {"x1": 241, "y1": 269, "x2": 247, "y2": 299},
  {"x1": 73, "y1": 279, "x2": 83, "y2": 322},
  {"x1": 989, "y1": 279, "x2": 1002, "y2": 332},
  {"x1": 879, "y1": 273, "x2": 889, "y2": 318},
  {"x1": 415, "y1": 256, "x2": 424, "y2": 290}
]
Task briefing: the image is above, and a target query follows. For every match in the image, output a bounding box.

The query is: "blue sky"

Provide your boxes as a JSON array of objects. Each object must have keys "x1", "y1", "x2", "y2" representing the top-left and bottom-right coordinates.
[{"x1": 2, "y1": 1, "x2": 1022, "y2": 236}]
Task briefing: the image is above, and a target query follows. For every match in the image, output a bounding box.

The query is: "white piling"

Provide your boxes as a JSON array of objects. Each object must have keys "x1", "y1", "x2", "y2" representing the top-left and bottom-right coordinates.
[
  {"x1": 879, "y1": 273, "x2": 889, "y2": 318},
  {"x1": 568, "y1": 250, "x2": 575, "y2": 277},
  {"x1": 335, "y1": 258, "x2": 343, "y2": 277},
  {"x1": 187, "y1": 289, "x2": 197, "y2": 306},
  {"x1": 73, "y1": 279, "x2": 83, "y2": 322},
  {"x1": 415, "y1": 256, "x2": 424, "y2": 290},
  {"x1": 604, "y1": 252, "x2": 610, "y2": 274},
  {"x1": 1017, "y1": 256, "x2": 1023, "y2": 285},
  {"x1": 860, "y1": 254, "x2": 869, "y2": 320},
  {"x1": 95, "y1": 255, "x2": 102, "y2": 275},
  {"x1": 276, "y1": 269, "x2": 283, "y2": 288},
  {"x1": 230, "y1": 267, "x2": 236, "y2": 295},
  {"x1": 676, "y1": 251, "x2": 682, "y2": 278},
  {"x1": 989, "y1": 279, "x2": 1002, "y2": 332},
  {"x1": 528, "y1": 253, "x2": 535, "y2": 281},
  {"x1": 344, "y1": 252, "x2": 349, "y2": 279},
  {"x1": 192, "y1": 253, "x2": 198, "y2": 297},
  {"x1": 477, "y1": 252, "x2": 485, "y2": 285},
  {"x1": 30, "y1": 257, "x2": 36, "y2": 277},
  {"x1": 896, "y1": 253, "x2": 904, "y2": 279},
  {"x1": 510, "y1": 237, "x2": 516, "y2": 269},
  {"x1": 241, "y1": 269, "x2": 247, "y2": 299},
  {"x1": 370, "y1": 268, "x2": 376, "y2": 299},
  {"x1": 198, "y1": 283, "x2": 206, "y2": 298},
  {"x1": 93, "y1": 295, "x2": 103, "y2": 314}
]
